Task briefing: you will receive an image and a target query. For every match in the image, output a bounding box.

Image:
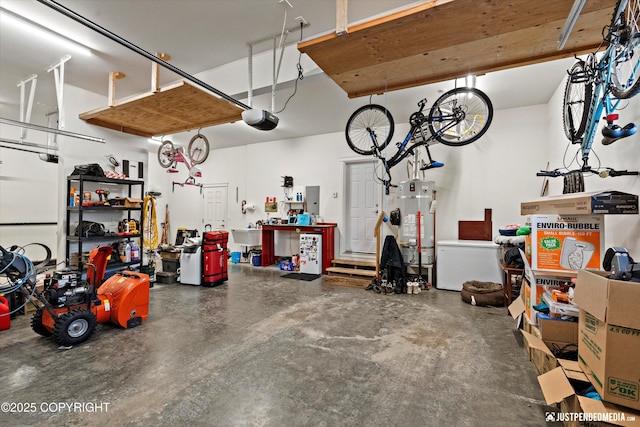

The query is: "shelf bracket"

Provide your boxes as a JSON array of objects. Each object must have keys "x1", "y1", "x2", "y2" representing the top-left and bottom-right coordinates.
[
  {"x1": 46, "y1": 54, "x2": 71, "y2": 129},
  {"x1": 17, "y1": 74, "x2": 38, "y2": 141}
]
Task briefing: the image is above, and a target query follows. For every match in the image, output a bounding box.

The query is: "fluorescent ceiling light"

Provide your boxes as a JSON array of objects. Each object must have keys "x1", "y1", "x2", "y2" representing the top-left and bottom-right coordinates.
[
  {"x1": 147, "y1": 138, "x2": 163, "y2": 145},
  {"x1": 0, "y1": 7, "x2": 92, "y2": 56}
]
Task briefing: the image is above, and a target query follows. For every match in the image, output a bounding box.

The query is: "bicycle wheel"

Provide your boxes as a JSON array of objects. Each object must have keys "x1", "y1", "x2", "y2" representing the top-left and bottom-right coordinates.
[
  {"x1": 157, "y1": 140, "x2": 175, "y2": 168},
  {"x1": 563, "y1": 61, "x2": 593, "y2": 142},
  {"x1": 345, "y1": 104, "x2": 394, "y2": 155},
  {"x1": 563, "y1": 171, "x2": 585, "y2": 194},
  {"x1": 610, "y1": 0, "x2": 640, "y2": 98},
  {"x1": 428, "y1": 87, "x2": 493, "y2": 147},
  {"x1": 188, "y1": 133, "x2": 210, "y2": 164}
]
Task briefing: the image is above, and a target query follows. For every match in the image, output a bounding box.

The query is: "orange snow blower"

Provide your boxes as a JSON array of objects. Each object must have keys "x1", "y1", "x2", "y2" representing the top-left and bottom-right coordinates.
[{"x1": 0, "y1": 245, "x2": 150, "y2": 346}]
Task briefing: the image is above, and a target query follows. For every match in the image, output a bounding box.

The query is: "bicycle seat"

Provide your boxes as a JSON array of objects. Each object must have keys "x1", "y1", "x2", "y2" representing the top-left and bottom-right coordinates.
[
  {"x1": 602, "y1": 123, "x2": 637, "y2": 145},
  {"x1": 420, "y1": 161, "x2": 444, "y2": 170}
]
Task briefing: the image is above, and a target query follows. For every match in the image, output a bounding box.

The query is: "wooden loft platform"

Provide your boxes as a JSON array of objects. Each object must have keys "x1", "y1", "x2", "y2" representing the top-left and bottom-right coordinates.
[
  {"x1": 298, "y1": 0, "x2": 617, "y2": 99},
  {"x1": 79, "y1": 80, "x2": 244, "y2": 138}
]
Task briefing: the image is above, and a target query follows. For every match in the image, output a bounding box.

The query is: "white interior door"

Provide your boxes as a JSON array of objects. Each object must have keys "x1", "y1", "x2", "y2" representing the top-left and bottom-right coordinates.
[
  {"x1": 346, "y1": 161, "x2": 378, "y2": 253},
  {"x1": 202, "y1": 184, "x2": 228, "y2": 230}
]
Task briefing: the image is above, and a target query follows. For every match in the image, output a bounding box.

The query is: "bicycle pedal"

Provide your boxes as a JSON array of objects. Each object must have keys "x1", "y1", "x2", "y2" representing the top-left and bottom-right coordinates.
[{"x1": 421, "y1": 161, "x2": 444, "y2": 170}]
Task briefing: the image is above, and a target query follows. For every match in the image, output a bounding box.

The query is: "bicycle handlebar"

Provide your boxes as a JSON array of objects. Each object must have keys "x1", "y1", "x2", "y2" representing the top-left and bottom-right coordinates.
[
  {"x1": 536, "y1": 170, "x2": 564, "y2": 177},
  {"x1": 605, "y1": 169, "x2": 639, "y2": 177},
  {"x1": 537, "y1": 168, "x2": 639, "y2": 178}
]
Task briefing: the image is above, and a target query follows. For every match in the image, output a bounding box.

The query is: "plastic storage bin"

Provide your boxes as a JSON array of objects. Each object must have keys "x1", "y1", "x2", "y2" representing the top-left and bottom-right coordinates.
[
  {"x1": 252, "y1": 253, "x2": 262, "y2": 266},
  {"x1": 542, "y1": 291, "x2": 579, "y2": 317}
]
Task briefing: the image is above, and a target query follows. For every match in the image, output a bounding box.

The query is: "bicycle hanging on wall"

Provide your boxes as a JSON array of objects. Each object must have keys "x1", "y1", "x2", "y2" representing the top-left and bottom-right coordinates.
[
  {"x1": 345, "y1": 86, "x2": 493, "y2": 194},
  {"x1": 538, "y1": 0, "x2": 640, "y2": 193}
]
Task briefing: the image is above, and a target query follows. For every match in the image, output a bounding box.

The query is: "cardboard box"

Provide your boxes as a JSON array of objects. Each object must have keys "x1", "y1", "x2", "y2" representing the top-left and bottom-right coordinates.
[
  {"x1": 520, "y1": 320, "x2": 578, "y2": 375},
  {"x1": 517, "y1": 249, "x2": 577, "y2": 325},
  {"x1": 525, "y1": 215, "x2": 604, "y2": 274},
  {"x1": 160, "y1": 250, "x2": 181, "y2": 260},
  {"x1": 124, "y1": 197, "x2": 143, "y2": 208},
  {"x1": 521, "y1": 191, "x2": 638, "y2": 215},
  {"x1": 511, "y1": 293, "x2": 578, "y2": 375},
  {"x1": 573, "y1": 270, "x2": 640, "y2": 411},
  {"x1": 537, "y1": 315, "x2": 579, "y2": 346},
  {"x1": 538, "y1": 362, "x2": 640, "y2": 427},
  {"x1": 522, "y1": 329, "x2": 561, "y2": 375}
]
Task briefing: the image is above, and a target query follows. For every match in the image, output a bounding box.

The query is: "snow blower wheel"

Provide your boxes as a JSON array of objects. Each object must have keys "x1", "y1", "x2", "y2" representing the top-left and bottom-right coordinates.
[
  {"x1": 31, "y1": 308, "x2": 52, "y2": 337},
  {"x1": 53, "y1": 309, "x2": 97, "y2": 346}
]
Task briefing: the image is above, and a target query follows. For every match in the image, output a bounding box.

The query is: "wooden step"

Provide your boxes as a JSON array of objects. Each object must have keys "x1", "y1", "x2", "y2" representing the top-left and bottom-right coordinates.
[
  {"x1": 331, "y1": 259, "x2": 376, "y2": 268},
  {"x1": 322, "y1": 275, "x2": 370, "y2": 289},
  {"x1": 326, "y1": 266, "x2": 376, "y2": 277}
]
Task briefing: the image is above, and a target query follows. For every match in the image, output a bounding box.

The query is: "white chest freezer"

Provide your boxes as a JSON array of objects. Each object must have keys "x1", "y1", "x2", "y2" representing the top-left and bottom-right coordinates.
[{"x1": 436, "y1": 240, "x2": 502, "y2": 291}]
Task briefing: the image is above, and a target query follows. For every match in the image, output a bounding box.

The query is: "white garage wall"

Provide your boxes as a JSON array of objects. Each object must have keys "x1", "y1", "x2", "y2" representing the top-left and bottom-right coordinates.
[
  {"x1": 158, "y1": 102, "x2": 576, "y2": 256},
  {"x1": 2, "y1": 76, "x2": 638, "y2": 264},
  {"x1": 0, "y1": 85, "x2": 151, "y2": 263},
  {"x1": 158, "y1": 90, "x2": 639, "y2": 258}
]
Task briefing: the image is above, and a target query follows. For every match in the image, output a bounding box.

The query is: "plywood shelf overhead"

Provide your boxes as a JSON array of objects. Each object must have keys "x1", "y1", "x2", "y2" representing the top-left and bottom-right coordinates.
[
  {"x1": 79, "y1": 81, "x2": 244, "y2": 137},
  {"x1": 298, "y1": 0, "x2": 617, "y2": 98}
]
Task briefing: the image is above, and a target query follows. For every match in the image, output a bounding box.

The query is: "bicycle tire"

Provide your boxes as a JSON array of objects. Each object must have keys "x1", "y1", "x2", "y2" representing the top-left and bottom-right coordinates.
[
  {"x1": 345, "y1": 104, "x2": 394, "y2": 155},
  {"x1": 563, "y1": 61, "x2": 593, "y2": 142},
  {"x1": 563, "y1": 171, "x2": 585, "y2": 194},
  {"x1": 188, "y1": 133, "x2": 210, "y2": 164},
  {"x1": 428, "y1": 87, "x2": 493, "y2": 147},
  {"x1": 157, "y1": 140, "x2": 175, "y2": 168},
  {"x1": 610, "y1": 0, "x2": 640, "y2": 98}
]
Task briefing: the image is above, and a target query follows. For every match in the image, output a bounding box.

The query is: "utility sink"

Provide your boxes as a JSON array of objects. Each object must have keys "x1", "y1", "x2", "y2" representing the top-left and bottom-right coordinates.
[{"x1": 231, "y1": 229, "x2": 262, "y2": 246}]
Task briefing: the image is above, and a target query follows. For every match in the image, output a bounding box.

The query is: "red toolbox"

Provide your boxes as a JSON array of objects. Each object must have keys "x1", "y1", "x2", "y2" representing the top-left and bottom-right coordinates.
[{"x1": 202, "y1": 230, "x2": 228, "y2": 287}]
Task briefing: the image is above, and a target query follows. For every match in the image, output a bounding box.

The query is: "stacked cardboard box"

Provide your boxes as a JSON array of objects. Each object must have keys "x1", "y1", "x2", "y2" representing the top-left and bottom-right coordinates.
[
  {"x1": 573, "y1": 270, "x2": 640, "y2": 412},
  {"x1": 510, "y1": 295, "x2": 578, "y2": 375},
  {"x1": 518, "y1": 191, "x2": 640, "y2": 421},
  {"x1": 519, "y1": 191, "x2": 638, "y2": 327},
  {"x1": 538, "y1": 361, "x2": 640, "y2": 427}
]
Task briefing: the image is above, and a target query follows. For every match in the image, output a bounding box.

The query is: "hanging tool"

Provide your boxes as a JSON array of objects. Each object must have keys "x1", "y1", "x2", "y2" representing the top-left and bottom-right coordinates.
[{"x1": 161, "y1": 204, "x2": 169, "y2": 245}]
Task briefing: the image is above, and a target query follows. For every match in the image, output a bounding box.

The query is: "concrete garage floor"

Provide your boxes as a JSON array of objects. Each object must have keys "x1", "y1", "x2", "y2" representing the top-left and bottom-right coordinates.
[{"x1": 0, "y1": 264, "x2": 559, "y2": 426}]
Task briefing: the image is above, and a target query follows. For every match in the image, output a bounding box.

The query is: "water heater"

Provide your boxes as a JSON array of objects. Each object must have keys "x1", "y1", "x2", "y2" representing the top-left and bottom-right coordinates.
[{"x1": 396, "y1": 180, "x2": 435, "y2": 267}]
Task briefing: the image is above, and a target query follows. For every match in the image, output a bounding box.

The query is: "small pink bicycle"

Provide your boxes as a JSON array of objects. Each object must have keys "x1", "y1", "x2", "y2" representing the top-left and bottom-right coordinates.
[{"x1": 157, "y1": 133, "x2": 209, "y2": 182}]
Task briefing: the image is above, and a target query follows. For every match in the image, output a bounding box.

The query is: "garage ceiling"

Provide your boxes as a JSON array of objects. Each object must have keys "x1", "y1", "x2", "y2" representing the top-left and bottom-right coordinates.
[
  {"x1": 299, "y1": 0, "x2": 617, "y2": 98},
  {"x1": 0, "y1": 0, "x2": 620, "y2": 147}
]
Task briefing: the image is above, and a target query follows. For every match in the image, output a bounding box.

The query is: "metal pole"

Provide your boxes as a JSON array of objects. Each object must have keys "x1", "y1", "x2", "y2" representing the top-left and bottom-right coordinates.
[
  {"x1": 247, "y1": 44, "x2": 253, "y2": 108},
  {"x1": 272, "y1": 37, "x2": 277, "y2": 114},
  {"x1": 557, "y1": 0, "x2": 586, "y2": 50},
  {"x1": 36, "y1": 0, "x2": 251, "y2": 110},
  {"x1": 0, "y1": 118, "x2": 105, "y2": 143}
]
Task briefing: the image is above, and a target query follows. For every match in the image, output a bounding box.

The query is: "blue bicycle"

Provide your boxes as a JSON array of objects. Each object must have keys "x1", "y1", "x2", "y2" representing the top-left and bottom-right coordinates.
[
  {"x1": 538, "y1": 0, "x2": 640, "y2": 192},
  {"x1": 345, "y1": 87, "x2": 493, "y2": 193}
]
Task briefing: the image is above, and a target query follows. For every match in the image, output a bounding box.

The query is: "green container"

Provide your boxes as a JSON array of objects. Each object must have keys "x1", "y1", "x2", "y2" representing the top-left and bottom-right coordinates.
[{"x1": 140, "y1": 265, "x2": 156, "y2": 287}]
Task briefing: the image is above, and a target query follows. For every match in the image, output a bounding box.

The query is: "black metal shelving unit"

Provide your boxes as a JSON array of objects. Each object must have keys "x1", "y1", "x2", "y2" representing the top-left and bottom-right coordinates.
[{"x1": 66, "y1": 175, "x2": 144, "y2": 271}]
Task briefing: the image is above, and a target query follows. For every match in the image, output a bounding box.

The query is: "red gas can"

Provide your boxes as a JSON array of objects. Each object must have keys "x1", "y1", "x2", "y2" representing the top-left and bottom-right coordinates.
[{"x1": 0, "y1": 295, "x2": 11, "y2": 331}]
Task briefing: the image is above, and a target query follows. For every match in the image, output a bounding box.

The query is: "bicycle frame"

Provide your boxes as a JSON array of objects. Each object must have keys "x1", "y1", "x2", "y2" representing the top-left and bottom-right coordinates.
[
  {"x1": 571, "y1": 0, "x2": 640, "y2": 168},
  {"x1": 346, "y1": 86, "x2": 493, "y2": 193},
  {"x1": 371, "y1": 101, "x2": 455, "y2": 171},
  {"x1": 577, "y1": 53, "x2": 628, "y2": 167}
]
